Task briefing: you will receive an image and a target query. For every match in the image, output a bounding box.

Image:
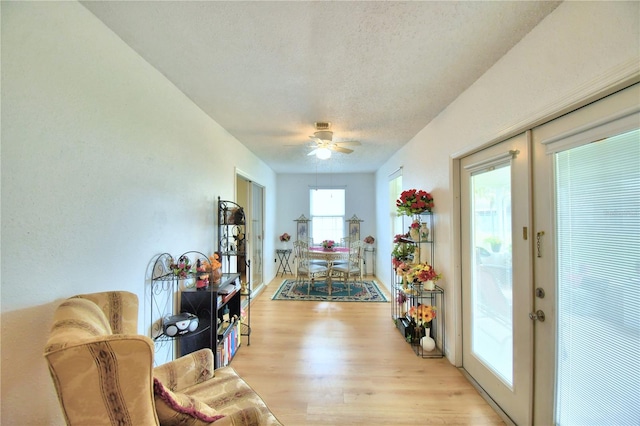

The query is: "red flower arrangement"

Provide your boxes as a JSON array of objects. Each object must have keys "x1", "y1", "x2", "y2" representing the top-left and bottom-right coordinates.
[{"x1": 396, "y1": 189, "x2": 434, "y2": 215}]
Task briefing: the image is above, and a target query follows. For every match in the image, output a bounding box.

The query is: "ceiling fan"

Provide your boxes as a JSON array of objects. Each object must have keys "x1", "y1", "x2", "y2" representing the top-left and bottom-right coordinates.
[{"x1": 307, "y1": 122, "x2": 361, "y2": 159}]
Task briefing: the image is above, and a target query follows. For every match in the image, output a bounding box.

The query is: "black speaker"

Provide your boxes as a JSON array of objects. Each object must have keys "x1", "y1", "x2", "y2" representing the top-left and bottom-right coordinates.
[{"x1": 162, "y1": 312, "x2": 199, "y2": 337}]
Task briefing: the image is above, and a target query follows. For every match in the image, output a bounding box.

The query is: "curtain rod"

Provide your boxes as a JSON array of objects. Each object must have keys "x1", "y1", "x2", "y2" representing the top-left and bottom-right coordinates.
[{"x1": 388, "y1": 166, "x2": 403, "y2": 178}]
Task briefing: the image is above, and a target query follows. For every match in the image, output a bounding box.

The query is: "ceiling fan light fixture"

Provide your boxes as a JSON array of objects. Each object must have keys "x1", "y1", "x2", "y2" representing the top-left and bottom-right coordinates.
[
  {"x1": 314, "y1": 130, "x2": 333, "y2": 142},
  {"x1": 316, "y1": 147, "x2": 332, "y2": 160}
]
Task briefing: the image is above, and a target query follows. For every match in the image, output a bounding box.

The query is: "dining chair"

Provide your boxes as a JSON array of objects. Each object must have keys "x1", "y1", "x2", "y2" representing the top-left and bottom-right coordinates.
[
  {"x1": 333, "y1": 237, "x2": 352, "y2": 266},
  {"x1": 307, "y1": 237, "x2": 328, "y2": 267},
  {"x1": 332, "y1": 240, "x2": 364, "y2": 294},
  {"x1": 293, "y1": 240, "x2": 328, "y2": 294}
]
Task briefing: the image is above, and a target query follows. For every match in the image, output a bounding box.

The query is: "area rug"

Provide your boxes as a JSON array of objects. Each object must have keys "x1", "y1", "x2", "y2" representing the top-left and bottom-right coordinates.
[{"x1": 272, "y1": 279, "x2": 388, "y2": 302}]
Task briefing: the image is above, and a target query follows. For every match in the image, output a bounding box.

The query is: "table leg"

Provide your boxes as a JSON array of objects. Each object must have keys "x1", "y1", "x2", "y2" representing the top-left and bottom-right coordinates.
[{"x1": 326, "y1": 261, "x2": 333, "y2": 296}]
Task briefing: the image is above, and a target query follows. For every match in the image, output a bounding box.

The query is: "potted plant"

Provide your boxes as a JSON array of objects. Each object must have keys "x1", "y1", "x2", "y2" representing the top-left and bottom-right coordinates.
[{"x1": 485, "y1": 236, "x2": 502, "y2": 253}]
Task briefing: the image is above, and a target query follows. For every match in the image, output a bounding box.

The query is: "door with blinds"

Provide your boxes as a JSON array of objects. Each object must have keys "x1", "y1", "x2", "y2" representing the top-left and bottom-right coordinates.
[
  {"x1": 460, "y1": 133, "x2": 533, "y2": 425},
  {"x1": 532, "y1": 83, "x2": 640, "y2": 425}
]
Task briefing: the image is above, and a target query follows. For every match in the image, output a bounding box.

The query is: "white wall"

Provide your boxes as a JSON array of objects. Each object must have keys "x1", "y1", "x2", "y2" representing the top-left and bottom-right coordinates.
[
  {"x1": 1, "y1": 2, "x2": 276, "y2": 424},
  {"x1": 276, "y1": 172, "x2": 376, "y2": 247},
  {"x1": 375, "y1": 1, "x2": 640, "y2": 363}
]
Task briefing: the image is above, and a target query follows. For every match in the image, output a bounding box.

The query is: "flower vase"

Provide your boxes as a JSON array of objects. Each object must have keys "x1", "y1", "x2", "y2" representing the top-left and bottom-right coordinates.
[
  {"x1": 424, "y1": 280, "x2": 436, "y2": 290},
  {"x1": 420, "y1": 223, "x2": 429, "y2": 241},
  {"x1": 409, "y1": 227, "x2": 420, "y2": 242},
  {"x1": 420, "y1": 328, "x2": 436, "y2": 352}
]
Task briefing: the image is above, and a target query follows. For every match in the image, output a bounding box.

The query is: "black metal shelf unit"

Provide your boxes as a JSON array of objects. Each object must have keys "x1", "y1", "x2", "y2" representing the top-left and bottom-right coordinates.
[
  {"x1": 218, "y1": 197, "x2": 251, "y2": 345},
  {"x1": 391, "y1": 211, "x2": 445, "y2": 358},
  {"x1": 150, "y1": 251, "x2": 213, "y2": 343}
]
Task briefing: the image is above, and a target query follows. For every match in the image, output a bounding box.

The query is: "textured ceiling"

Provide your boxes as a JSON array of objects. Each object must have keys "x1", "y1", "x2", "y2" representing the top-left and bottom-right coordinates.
[{"x1": 82, "y1": 1, "x2": 560, "y2": 174}]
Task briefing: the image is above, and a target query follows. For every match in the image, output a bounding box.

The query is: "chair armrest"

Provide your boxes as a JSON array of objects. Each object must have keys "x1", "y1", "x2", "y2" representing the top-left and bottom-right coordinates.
[{"x1": 153, "y1": 348, "x2": 215, "y2": 392}]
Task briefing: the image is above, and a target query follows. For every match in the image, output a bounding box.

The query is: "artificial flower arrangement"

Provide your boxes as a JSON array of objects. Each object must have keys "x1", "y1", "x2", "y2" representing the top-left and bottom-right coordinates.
[
  {"x1": 406, "y1": 262, "x2": 441, "y2": 284},
  {"x1": 279, "y1": 232, "x2": 291, "y2": 242},
  {"x1": 396, "y1": 189, "x2": 434, "y2": 216},
  {"x1": 391, "y1": 233, "x2": 415, "y2": 268},
  {"x1": 322, "y1": 239, "x2": 335, "y2": 250},
  {"x1": 409, "y1": 304, "x2": 437, "y2": 328},
  {"x1": 395, "y1": 261, "x2": 413, "y2": 281},
  {"x1": 363, "y1": 235, "x2": 375, "y2": 244},
  {"x1": 170, "y1": 255, "x2": 192, "y2": 278}
]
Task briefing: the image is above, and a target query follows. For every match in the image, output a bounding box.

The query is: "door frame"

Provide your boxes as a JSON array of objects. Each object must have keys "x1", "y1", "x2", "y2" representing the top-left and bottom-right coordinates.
[{"x1": 235, "y1": 168, "x2": 265, "y2": 289}]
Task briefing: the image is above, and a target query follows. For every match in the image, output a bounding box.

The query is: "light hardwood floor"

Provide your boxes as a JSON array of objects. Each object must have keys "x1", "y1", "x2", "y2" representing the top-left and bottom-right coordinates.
[{"x1": 231, "y1": 276, "x2": 505, "y2": 425}]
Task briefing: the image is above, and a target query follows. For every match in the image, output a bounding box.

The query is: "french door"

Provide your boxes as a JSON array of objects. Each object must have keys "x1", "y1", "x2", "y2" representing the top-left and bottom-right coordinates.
[
  {"x1": 532, "y1": 83, "x2": 640, "y2": 425},
  {"x1": 460, "y1": 83, "x2": 639, "y2": 425},
  {"x1": 460, "y1": 133, "x2": 533, "y2": 425}
]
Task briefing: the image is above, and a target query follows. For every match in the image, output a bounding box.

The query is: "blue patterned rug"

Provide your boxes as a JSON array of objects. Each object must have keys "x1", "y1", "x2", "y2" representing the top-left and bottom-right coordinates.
[{"x1": 271, "y1": 279, "x2": 388, "y2": 302}]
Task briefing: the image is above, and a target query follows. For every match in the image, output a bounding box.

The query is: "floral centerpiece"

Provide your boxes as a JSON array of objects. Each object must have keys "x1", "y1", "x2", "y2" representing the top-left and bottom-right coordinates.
[
  {"x1": 279, "y1": 232, "x2": 291, "y2": 242},
  {"x1": 363, "y1": 235, "x2": 375, "y2": 245},
  {"x1": 396, "y1": 189, "x2": 434, "y2": 216},
  {"x1": 322, "y1": 239, "x2": 335, "y2": 250}
]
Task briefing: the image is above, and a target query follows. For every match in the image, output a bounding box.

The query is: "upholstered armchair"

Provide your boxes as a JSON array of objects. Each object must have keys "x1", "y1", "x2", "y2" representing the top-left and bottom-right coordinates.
[{"x1": 44, "y1": 291, "x2": 281, "y2": 425}]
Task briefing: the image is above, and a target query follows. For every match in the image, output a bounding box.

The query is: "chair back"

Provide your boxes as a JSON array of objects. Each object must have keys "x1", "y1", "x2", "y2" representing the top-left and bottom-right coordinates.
[
  {"x1": 349, "y1": 240, "x2": 365, "y2": 266},
  {"x1": 293, "y1": 240, "x2": 309, "y2": 269},
  {"x1": 44, "y1": 292, "x2": 159, "y2": 426}
]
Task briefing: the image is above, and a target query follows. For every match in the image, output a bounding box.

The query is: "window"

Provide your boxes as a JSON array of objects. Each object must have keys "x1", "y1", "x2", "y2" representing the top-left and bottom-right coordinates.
[
  {"x1": 554, "y1": 128, "x2": 639, "y2": 425},
  {"x1": 389, "y1": 169, "x2": 403, "y2": 237},
  {"x1": 310, "y1": 188, "x2": 345, "y2": 244}
]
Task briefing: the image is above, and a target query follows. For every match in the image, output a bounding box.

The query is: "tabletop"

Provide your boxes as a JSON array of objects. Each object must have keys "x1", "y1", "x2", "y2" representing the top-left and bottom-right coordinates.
[{"x1": 308, "y1": 246, "x2": 350, "y2": 261}]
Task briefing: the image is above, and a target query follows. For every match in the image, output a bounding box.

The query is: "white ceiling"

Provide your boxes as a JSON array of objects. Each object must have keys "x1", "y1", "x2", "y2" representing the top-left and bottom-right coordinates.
[{"x1": 82, "y1": 1, "x2": 560, "y2": 174}]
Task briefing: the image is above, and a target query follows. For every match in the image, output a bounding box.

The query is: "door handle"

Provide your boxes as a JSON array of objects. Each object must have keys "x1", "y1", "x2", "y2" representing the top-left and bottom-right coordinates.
[{"x1": 529, "y1": 310, "x2": 545, "y2": 322}]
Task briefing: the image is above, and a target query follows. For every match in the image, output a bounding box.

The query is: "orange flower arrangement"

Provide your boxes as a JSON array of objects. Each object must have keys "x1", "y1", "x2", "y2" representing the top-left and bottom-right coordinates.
[{"x1": 408, "y1": 304, "x2": 437, "y2": 327}]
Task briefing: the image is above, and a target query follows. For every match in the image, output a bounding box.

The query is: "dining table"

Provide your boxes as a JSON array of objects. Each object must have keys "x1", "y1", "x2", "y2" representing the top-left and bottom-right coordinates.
[{"x1": 308, "y1": 246, "x2": 351, "y2": 295}]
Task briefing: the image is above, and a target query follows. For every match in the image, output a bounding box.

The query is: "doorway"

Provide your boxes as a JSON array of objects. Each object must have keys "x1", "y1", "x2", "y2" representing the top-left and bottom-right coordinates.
[{"x1": 236, "y1": 172, "x2": 265, "y2": 290}]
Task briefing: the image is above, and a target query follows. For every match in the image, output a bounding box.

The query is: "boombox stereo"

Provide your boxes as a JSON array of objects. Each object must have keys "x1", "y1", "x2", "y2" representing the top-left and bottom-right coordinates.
[{"x1": 162, "y1": 312, "x2": 199, "y2": 337}]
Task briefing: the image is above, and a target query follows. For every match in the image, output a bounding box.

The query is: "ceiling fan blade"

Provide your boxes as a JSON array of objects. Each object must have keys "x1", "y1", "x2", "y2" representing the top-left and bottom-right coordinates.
[
  {"x1": 307, "y1": 149, "x2": 319, "y2": 156},
  {"x1": 336, "y1": 140, "x2": 361, "y2": 146},
  {"x1": 331, "y1": 146, "x2": 354, "y2": 154}
]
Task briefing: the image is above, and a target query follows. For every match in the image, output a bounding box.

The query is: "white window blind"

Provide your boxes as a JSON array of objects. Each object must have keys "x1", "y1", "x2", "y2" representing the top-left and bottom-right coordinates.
[
  {"x1": 555, "y1": 128, "x2": 640, "y2": 425},
  {"x1": 310, "y1": 189, "x2": 345, "y2": 244}
]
